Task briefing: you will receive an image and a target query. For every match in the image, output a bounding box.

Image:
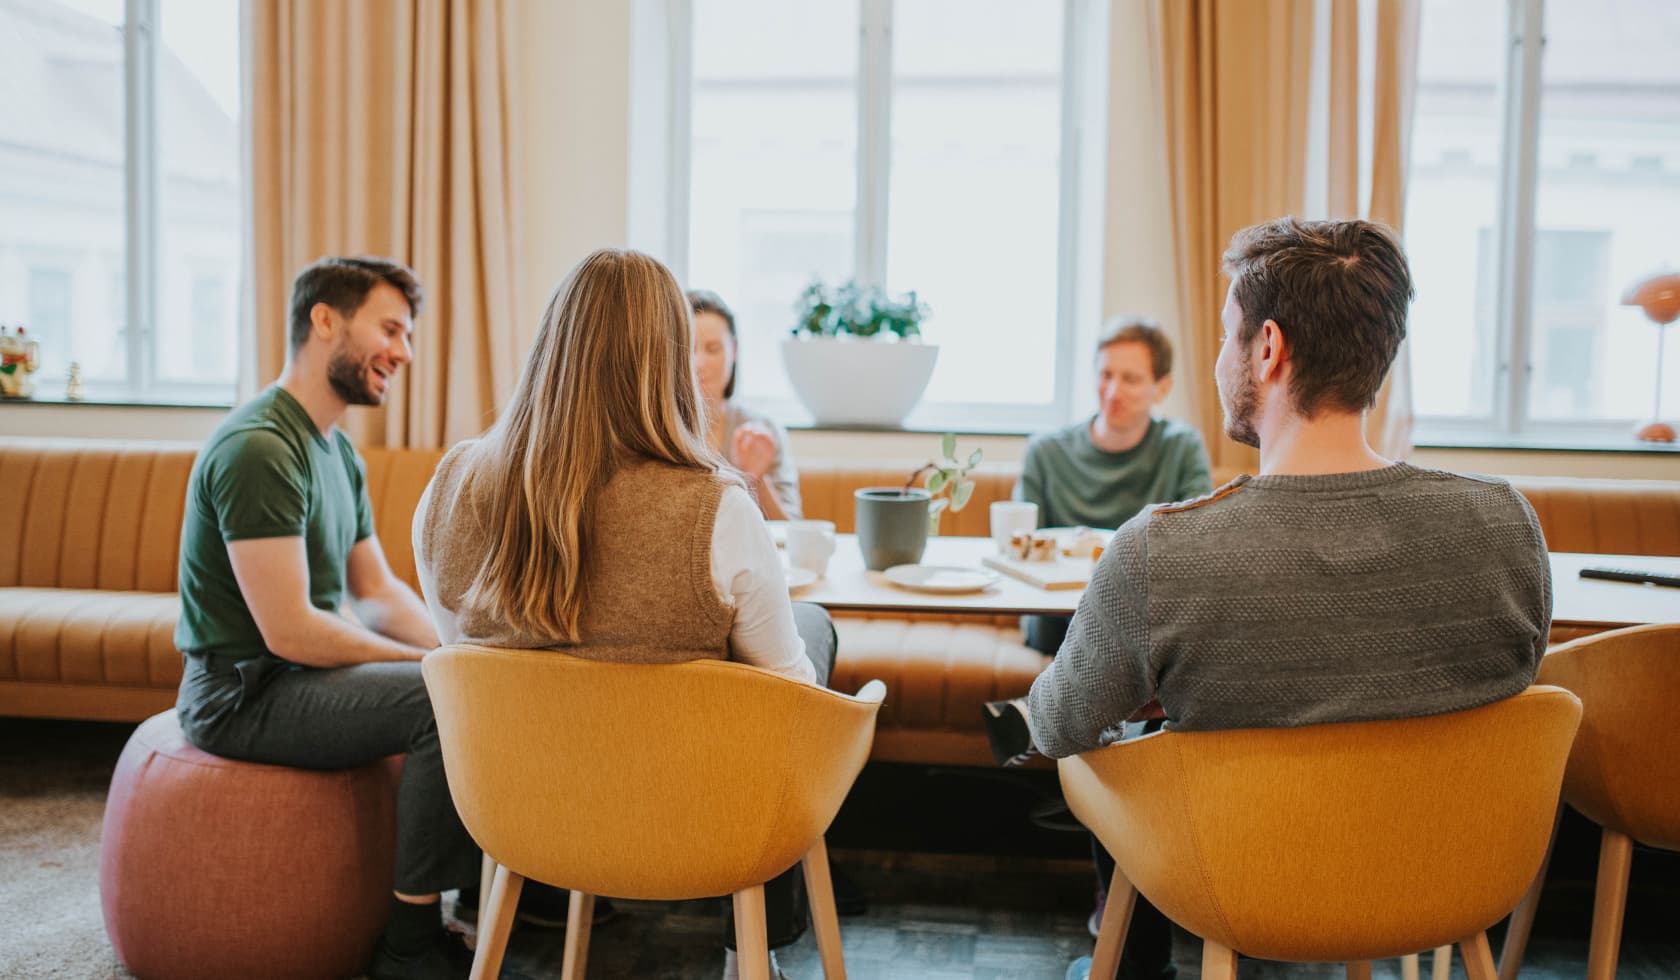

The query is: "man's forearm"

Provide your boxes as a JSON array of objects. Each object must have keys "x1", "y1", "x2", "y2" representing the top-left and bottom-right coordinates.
[
  {"x1": 271, "y1": 608, "x2": 430, "y2": 668},
  {"x1": 354, "y1": 585, "x2": 442, "y2": 650}
]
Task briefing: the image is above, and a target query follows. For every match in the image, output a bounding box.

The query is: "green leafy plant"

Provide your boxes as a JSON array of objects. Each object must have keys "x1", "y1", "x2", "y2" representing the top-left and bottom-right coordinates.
[
  {"x1": 793, "y1": 278, "x2": 929, "y2": 340},
  {"x1": 905, "y1": 433, "x2": 983, "y2": 533}
]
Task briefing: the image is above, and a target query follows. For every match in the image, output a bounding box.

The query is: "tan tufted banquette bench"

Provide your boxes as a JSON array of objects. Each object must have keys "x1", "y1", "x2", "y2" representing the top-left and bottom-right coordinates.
[{"x1": 4, "y1": 438, "x2": 1678, "y2": 767}]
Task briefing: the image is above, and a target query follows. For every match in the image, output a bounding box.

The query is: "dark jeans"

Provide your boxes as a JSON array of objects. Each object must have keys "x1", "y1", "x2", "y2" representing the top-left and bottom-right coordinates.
[
  {"x1": 177, "y1": 655, "x2": 480, "y2": 896},
  {"x1": 1024, "y1": 613, "x2": 1072, "y2": 657},
  {"x1": 722, "y1": 601, "x2": 838, "y2": 951}
]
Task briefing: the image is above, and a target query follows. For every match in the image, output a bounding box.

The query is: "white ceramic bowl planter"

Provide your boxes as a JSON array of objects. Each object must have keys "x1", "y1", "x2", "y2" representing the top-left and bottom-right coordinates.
[{"x1": 781, "y1": 336, "x2": 939, "y2": 428}]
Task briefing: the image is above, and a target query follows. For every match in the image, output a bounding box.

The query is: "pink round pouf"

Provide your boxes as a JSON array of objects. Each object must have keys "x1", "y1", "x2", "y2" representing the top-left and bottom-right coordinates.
[{"x1": 100, "y1": 712, "x2": 401, "y2": 980}]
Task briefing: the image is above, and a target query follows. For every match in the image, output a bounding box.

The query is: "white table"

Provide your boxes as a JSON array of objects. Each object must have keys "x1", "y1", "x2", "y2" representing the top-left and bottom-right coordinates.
[{"x1": 796, "y1": 537, "x2": 1680, "y2": 630}]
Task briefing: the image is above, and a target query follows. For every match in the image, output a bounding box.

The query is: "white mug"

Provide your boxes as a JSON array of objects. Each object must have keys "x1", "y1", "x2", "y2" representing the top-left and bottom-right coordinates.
[
  {"x1": 785, "y1": 519, "x2": 837, "y2": 578},
  {"x1": 990, "y1": 501, "x2": 1039, "y2": 555}
]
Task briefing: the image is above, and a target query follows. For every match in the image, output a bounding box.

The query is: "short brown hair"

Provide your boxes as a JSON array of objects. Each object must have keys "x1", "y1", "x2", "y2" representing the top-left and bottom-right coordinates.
[
  {"x1": 1221, "y1": 217, "x2": 1413, "y2": 417},
  {"x1": 688, "y1": 289, "x2": 738, "y2": 398},
  {"x1": 288, "y1": 256, "x2": 423, "y2": 354},
  {"x1": 1096, "y1": 316, "x2": 1172, "y2": 380}
]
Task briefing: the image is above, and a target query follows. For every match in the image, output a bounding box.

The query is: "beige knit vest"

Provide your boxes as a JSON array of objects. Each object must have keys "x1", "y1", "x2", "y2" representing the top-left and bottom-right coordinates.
[{"x1": 419, "y1": 440, "x2": 735, "y2": 661}]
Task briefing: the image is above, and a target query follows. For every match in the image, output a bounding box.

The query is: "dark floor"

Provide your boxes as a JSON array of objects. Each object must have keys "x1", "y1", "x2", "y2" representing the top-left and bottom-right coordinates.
[{"x1": 6, "y1": 717, "x2": 1679, "y2": 979}]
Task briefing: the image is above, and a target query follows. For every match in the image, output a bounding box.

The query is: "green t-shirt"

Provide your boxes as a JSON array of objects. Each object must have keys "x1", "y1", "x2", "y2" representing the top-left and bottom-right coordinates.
[
  {"x1": 173, "y1": 385, "x2": 375, "y2": 663},
  {"x1": 1014, "y1": 416, "x2": 1213, "y2": 530}
]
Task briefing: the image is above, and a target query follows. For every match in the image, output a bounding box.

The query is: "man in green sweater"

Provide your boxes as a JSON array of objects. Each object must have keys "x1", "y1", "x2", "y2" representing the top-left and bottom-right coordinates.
[{"x1": 1016, "y1": 318, "x2": 1213, "y2": 655}]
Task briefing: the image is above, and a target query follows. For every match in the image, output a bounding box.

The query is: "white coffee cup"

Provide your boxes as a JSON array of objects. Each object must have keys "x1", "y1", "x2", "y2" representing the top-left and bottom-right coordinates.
[
  {"x1": 785, "y1": 519, "x2": 837, "y2": 578},
  {"x1": 990, "y1": 501, "x2": 1039, "y2": 555}
]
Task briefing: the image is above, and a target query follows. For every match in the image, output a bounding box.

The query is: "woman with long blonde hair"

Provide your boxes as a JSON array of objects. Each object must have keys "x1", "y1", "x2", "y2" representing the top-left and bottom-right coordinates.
[{"x1": 413, "y1": 248, "x2": 832, "y2": 979}]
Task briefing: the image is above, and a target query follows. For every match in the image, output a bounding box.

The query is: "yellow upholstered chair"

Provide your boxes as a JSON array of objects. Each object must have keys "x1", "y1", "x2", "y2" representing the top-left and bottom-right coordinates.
[
  {"x1": 1059, "y1": 686, "x2": 1581, "y2": 980},
  {"x1": 1498, "y1": 624, "x2": 1680, "y2": 980},
  {"x1": 422, "y1": 644, "x2": 885, "y2": 980}
]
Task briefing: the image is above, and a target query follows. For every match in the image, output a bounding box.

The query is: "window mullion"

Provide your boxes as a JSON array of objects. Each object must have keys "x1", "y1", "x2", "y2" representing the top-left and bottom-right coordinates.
[
  {"x1": 666, "y1": 0, "x2": 694, "y2": 283},
  {"x1": 1052, "y1": 0, "x2": 1082, "y2": 426},
  {"x1": 125, "y1": 0, "x2": 161, "y2": 398},
  {"x1": 854, "y1": 0, "x2": 892, "y2": 290},
  {"x1": 1494, "y1": 0, "x2": 1545, "y2": 434}
]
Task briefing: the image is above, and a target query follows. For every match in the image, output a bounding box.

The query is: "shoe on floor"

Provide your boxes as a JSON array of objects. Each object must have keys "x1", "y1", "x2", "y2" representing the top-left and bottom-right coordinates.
[
  {"x1": 829, "y1": 864, "x2": 868, "y2": 917},
  {"x1": 1088, "y1": 880, "x2": 1106, "y2": 939},
  {"x1": 1066, "y1": 955, "x2": 1093, "y2": 980},
  {"x1": 982, "y1": 697, "x2": 1038, "y2": 767},
  {"x1": 1065, "y1": 954, "x2": 1178, "y2": 980},
  {"x1": 454, "y1": 881, "x2": 617, "y2": 929},
  {"x1": 723, "y1": 948, "x2": 790, "y2": 980},
  {"x1": 368, "y1": 927, "x2": 475, "y2": 980}
]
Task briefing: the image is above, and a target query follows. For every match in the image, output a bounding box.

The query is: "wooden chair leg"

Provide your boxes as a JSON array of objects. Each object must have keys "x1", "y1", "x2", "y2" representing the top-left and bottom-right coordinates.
[
  {"x1": 1587, "y1": 828, "x2": 1633, "y2": 980},
  {"x1": 1346, "y1": 961, "x2": 1373, "y2": 980},
  {"x1": 801, "y1": 839, "x2": 847, "y2": 979},
  {"x1": 1088, "y1": 867, "x2": 1138, "y2": 980},
  {"x1": 1459, "y1": 931, "x2": 1498, "y2": 980},
  {"x1": 1432, "y1": 945, "x2": 1453, "y2": 980},
  {"x1": 478, "y1": 852, "x2": 496, "y2": 913},
  {"x1": 732, "y1": 884, "x2": 772, "y2": 980},
  {"x1": 1401, "y1": 953, "x2": 1420, "y2": 980},
  {"x1": 470, "y1": 863, "x2": 524, "y2": 980},
  {"x1": 560, "y1": 891, "x2": 596, "y2": 980},
  {"x1": 1202, "y1": 939, "x2": 1239, "y2": 980},
  {"x1": 1499, "y1": 804, "x2": 1560, "y2": 980}
]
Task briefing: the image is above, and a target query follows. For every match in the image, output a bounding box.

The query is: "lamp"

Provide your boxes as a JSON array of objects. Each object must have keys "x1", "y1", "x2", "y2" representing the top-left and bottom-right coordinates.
[{"x1": 1621, "y1": 271, "x2": 1680, "y2": 443}]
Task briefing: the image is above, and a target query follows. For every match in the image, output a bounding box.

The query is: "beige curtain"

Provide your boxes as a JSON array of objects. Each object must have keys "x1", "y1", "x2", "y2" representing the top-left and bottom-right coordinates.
[
  {"x1": 1151, "y1": 0, "x2": 1316, "y2": 476},
  {"x1": 1332, "y1": 0, "x2": 1423, "y2": 459},
  {"x1": 1151, "y1": 0, "x2": 1422, "y2": 470},
  {"x1": 246, "y1": 0, "x2": 523, "y2": 449}
]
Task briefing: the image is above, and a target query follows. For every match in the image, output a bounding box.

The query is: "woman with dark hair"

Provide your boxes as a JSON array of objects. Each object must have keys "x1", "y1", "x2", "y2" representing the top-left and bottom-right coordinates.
[{"x1": 689, "y1": 289, "x2": 803, "y2": 520}]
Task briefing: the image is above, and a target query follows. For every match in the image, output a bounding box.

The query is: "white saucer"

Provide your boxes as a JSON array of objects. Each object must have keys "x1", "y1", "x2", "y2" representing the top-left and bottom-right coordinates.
[
  {"x1": 784, "y1": 566, "x2": 819, "y2": 591},
  {"x1": 881, "y1": 564, "x2": 999, "y2": 594}
]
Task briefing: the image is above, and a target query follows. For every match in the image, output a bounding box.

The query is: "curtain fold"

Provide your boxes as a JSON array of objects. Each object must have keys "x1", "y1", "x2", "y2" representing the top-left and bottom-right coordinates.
[
  {"x1": 1152, "y1": 0, "x2": 1316, "y2": 476},
  {"x1": 1151, "y1": 0, "x2": 1422, "y2": 470},
  {"x1": 245, "y1": 0, "x2": 522, "y2": 449}
]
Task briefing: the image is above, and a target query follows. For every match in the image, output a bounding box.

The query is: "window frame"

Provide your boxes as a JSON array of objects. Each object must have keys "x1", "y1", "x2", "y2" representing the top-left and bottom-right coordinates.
[
  {"x1": 1414, "y1": 0, "x2": 1667, "y2": 447},
  {"x1": 664, "y1": 0, "x2": 1093, "y2": 431},
  {"x1": 49, "y1": 0, "x2": 239, "y2": 407}
]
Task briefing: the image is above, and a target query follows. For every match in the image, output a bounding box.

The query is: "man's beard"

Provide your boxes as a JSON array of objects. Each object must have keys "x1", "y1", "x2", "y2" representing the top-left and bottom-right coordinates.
[
  {"x1": 326, "y1": 346, "x2": 385, "y2": 406},
  {"x1": 1222, "y1": 349, "x2": 1260, "y2": 448}
]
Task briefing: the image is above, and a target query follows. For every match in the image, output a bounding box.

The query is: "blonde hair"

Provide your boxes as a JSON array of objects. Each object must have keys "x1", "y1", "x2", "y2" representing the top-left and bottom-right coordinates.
[{"x1": 461, "y1": 248, "x2": 733, "y2": 641}]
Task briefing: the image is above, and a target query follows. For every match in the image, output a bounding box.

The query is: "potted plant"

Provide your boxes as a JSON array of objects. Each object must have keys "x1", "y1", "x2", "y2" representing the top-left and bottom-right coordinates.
[
  {"x1": 781, "y1": 278, "x2": 939, "y2": 427},
  {"x1": 854, "y1": 434, "x2": 982, "y2": 570}
]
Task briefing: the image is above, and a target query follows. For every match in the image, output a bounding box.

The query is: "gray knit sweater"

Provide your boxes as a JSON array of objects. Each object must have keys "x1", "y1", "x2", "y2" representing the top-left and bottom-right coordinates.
[{"x1": 1025, "y1": 463, "x2": 1552, "y2": 759}]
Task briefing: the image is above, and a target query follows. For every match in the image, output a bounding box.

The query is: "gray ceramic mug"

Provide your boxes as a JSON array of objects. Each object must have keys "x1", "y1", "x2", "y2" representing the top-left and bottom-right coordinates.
[{"x1": 854, "y1": 487, "x2": 931, "y2": 571}]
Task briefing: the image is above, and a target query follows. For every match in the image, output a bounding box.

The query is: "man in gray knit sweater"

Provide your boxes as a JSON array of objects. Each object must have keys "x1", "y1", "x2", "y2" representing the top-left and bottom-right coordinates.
[{"x1": 1005, "y1": 217, "x2": 1551, "y2": 980}]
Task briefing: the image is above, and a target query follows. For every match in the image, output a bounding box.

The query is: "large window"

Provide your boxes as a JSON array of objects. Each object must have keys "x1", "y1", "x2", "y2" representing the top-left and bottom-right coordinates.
[
  {"x1": 0, "y1": 0, "x2": 241, "y2": 404},
  {"x1": 1406, "y1": 0, "x2": 1680, "y2": 443},
  {"x1": 679, "y1": 0, "x2": 1087, "y2": 428}
]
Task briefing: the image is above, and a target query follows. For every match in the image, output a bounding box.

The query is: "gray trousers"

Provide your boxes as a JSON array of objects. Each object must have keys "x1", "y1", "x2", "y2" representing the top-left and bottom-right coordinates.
[
  {"x1": 177, "y1": 655, "x2": 480, "y2": 896},
  {"x1": 723, "y1": 601, "x2": 838, "y2": 950}
]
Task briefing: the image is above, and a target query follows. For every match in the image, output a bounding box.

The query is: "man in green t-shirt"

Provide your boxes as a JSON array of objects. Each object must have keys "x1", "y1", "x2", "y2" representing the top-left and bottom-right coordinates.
[
  {"x1": 1015, "y1": 317, "x2": 1213, "y2": 656},
  {"x1": 174, "y1": 257, "x2": 476, "y2": 979}
]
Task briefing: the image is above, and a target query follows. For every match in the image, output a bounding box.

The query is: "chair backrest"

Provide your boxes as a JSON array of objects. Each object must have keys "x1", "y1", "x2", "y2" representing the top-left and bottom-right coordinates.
[
  {"x1": 423, "y1": 645, "x2": 884, "y2": 900},
  {"x1": 1539, "y1": 623, "x2": 1680, "y2": 850},
  {"x1": 1059, "y1": 686, "x2": 1581, "y2": 962}
]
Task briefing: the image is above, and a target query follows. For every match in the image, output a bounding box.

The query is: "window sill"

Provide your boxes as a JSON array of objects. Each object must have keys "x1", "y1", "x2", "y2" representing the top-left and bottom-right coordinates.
[
  {"x1": 1414, "y1": 431, "x2": 1680, "y2": 455},
  {"x1": 0, "y1": 394, "x2": 234, "y2": 410}
]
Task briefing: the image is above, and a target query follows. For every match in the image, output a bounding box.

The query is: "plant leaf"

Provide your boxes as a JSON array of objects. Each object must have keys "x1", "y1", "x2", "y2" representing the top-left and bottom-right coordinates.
[
  {"x1": 950, "y1": 479, "x2": 975, "y2": 511},
  {"x1": 941, "y1": 432, "x2": 956, "y2": 460},
  {"x1": 967, "y1": 447, "x2": 983, "y2": 469},
  {"x1": 925, "y1": 469, "x2": 948, "y2": 494},
  {"x1": 928, "y1": 497, "x2": 949, "y2": 514}
]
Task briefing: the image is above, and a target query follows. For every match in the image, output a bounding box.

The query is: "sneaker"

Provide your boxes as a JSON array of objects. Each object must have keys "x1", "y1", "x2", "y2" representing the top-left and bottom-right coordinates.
[
  {"x1": 982, "y1": 698, "x2": 1038, "y2": 767},
  {"x1": 368, "y1": 927, "x2": 475, "y2": 980},
  {"x1": 1065, "y1": 955, "x2": 1093, "y2": 980},
  {"x1": 1066, "y1": 953, "x2": 1178, "y2": 980},
  {"x1": 723, "y1": 948, "x2": 790, "y2": 980},
  {"x1": 454, "y1": 882, "x2": 617, "y2": 929},
  {"x1": 1089, "y1": 881, "x2": 1106, "y2": 939}
]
